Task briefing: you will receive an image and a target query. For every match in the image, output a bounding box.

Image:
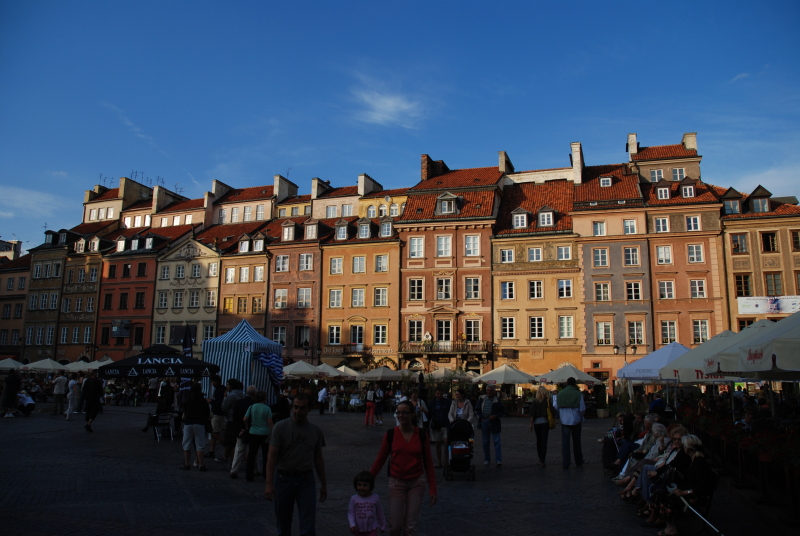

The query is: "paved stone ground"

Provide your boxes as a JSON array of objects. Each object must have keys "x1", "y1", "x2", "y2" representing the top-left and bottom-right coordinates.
[{"x1": 0, "y1": 403, "x2": 768, "y2": 535}]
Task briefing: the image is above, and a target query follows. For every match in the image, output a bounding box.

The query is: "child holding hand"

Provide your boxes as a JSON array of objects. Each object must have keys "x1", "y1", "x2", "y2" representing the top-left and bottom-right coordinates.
[{"x1": 348, "y1": 470, "x2": 386, "y2": 536}]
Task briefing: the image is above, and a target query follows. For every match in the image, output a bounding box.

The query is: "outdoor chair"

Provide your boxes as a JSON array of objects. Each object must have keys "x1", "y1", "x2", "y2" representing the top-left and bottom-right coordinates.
[{"x1": 153, "y1": 413, "x2": 173, "y2": 441}]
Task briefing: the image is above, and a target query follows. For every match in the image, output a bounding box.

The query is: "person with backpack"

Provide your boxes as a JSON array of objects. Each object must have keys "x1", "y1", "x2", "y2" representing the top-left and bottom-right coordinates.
[{"x1": 370, "y1": 399, "x2": 437, "y2": 536}]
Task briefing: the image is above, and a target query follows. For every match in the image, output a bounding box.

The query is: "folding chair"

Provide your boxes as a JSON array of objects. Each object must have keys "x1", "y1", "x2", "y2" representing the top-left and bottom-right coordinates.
[{"x1": 153, "y1": 413, "x2": 173, "y2": 441}]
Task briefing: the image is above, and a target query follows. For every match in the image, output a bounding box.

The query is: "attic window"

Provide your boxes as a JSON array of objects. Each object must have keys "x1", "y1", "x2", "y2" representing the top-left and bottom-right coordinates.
[
  {"x1": 657, "y1": 188, "x2": 670, "y2": 200},
  {"x1": 475, "y1": 204, "x2": 482, "y2": 209},
  {"x1": 145, "y1": 238, "x2": 153, "y2": 249},
  {"x1": 282, "y1": 226, "x2": 294, "y2": 241},
  {"x1": 253, "y1": 239, "x2": 264, "y2": 252},
  {"x1": 305, "y1": 224, "x2": 317, "y2": 240},
  {"x1": 336, "y1": 226, "x2": 347, "y2": 240},
  {"x1": 512, "y1": 214, "x2": 527, "y2": 229},
  {"x1": 116, "y1": 239, "x2": 125, "y2": 252},
  {"x1": 538, "y1": 212, "x2": 553, "y2": 227},
  {"x1": 59, "y1": 233, "x2": 67, "y2": 245},
  {"x1": 682, "y1": 186, "x2": 695, "y2": 198},
  {"x1": 359, "y1": 223, "x2": 370, "y2": 239},
  {"x1": 90, "y1": 239, "x2": 99, "y2": 251},
  {"x1": 381, "y1": 222, "x2": 392, "y2": 237},
  {"x1": 752, "y1": 198, "x2": 769, "y2": 213},
  {"x1": 75, "y1": 241, "x2": 85, "y2": 253},
  {"x1": 618, "y1": 200, "x2": 626, "y2": 204},
  {"x1": 590, "y1": 202, "x2": 598, "y2": 206},
  {"x1": 239, "y1": 240, "x2": 250, "y2": 253},
  {"x1": 224, "y1": 236, "x2": 233, "y2": 242},
  {"x1": 131, "y1": 239, "x2": 139, "y2": 250},
  {"x1": 723, "y1": 200, "x2": 740, "y2": 215},
  {"x1": 599, "y1": 177, "x2": 612, "y2": 187},
  {"x1": 416, "y1": 208, "x2": 423, "y2": 214}
]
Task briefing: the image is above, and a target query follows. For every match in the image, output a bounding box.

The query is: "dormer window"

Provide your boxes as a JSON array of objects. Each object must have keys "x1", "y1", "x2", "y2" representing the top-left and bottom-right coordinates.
[
  {"x1": 239, "y1": 240, "x2": 250, "y2": 253},
  {"x1": 116, "y1": 239, "x2": 126, "y2": 252},
  {"x1": 367, "y1": 205, "x2": 376, "y2": 218},
  {"x1": 509, "y1": 213, "x2": 525, "y2": 229},
  {"x1": 145, "y1": 238, "x2": 153, "y2": 249},
  {"x1": 723, "y1": 200, "x2": 740, "y2": 214},
  {"x1": 380, "y1": 222, "x2": 392, "y2": 237},
  {"x1": 305, "y1": 225, "x2": 317, "y2": 240},
  {"x1": 75, "y1": 240, "x2": 85, "y2": 253},
  {"x1": 282, "y1": 226, "x2": 294, "y2": 241},
  {"x1": 657, "y1": 188, "x2": 670, "y2": 200},
  {"x1": 752, "y1": 198, "x2": 769, "y2": 213},
  {"x1": 131, "y1": 239, "x2": 139, "y2": 250},
  {"x1": 336, "y1": 225, "x2": 347, "y2": 240},
  {"x1": 599, "y1": 177, "x2": 612, "y2": 187},
  {"x1": 253, "y1": 239, "x2": 264, "y2": 252},
  {"x1": 359, "y1": 224, "x2": 370, "y2": 238},
  {"x1": 90, "y1": 238, "x2": 99, "y2": 251},
  {"x1": 538, "y1": 209, "x2": 554, "y2": 227},
  {"x1": 59, "y1": 233, "x2": 67, "y2": 245},
  {"x1": 441, "y1": 200, "x2": 455, "y2": 214},
  {"x1": 682, "y1": 186, "x2": 695, "y2": 198}
]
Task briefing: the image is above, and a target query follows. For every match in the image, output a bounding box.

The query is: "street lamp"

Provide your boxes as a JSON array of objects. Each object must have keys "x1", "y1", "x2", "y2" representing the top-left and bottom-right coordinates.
[{"x1": 613, "y1": 342, "x2": 637, "y2": 365}]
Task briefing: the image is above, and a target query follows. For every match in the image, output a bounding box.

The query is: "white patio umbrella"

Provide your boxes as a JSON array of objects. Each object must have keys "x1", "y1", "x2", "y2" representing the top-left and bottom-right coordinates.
[
  {"x1": 658, "y1": 330, "x2": 741, "y2": 383},
  {"x1": 427, "y1": 368, "x2": 471, "y2": 381},
  {"x1": 534, "y1": 364, "x2": 598, "y2": 385},
  {"x1": 716, "y1": 311, "x2": 800, "y2": 377},
  {"x1": 315, "y1": 363, "x2": 344, "y2": 378},
  {"x1": 617, "y1": 342, "x2": 690, "y2": 380},
  {"x1": 25, "y1": 358, "x2": 66, "y2": 372},
  {"x1": 66, "y1": 360, "x2": 92, "y2": 371},
  {"x1": 472, "y1": 364, "x2": 537, "y2": 385},
  {"x1": 356, "y1": 366, "x2": 404, "y2": 382},
  {"x1": 283, "y1": 360, "x2": 324, "y2": 379},
  {"x1": 336, "y1": 365, "x2": 361, "y2": 380},
  {"x1": 0, "y1": 358, "x2": 23, "y2": 371}
]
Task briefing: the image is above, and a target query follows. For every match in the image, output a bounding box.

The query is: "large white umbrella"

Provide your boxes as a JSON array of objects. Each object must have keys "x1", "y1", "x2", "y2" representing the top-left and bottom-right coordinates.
[
  {"x1": 357, "y1": 366, "x2": 404, "y2": 382},
  {"x1": 283, "y1": 360, "x2": 324, "y2": 379},
  {"x1": 534, "y1": 364, "x2": 597, "y2": 385},
  {"x1": 658, "y1": 331, "x2": 741, "y2": 383},
  {"x1": 716, "y1": 311, "x2": 800, "y2": 377},
  {"x1": 472, "y1": 364, "x2": 537, "y2": 385},
  {"x1": 336, "y1": 365, "x2": 361, "y2": 379},
  {"x1": 427, "y1": 368, "x2": 471, "y2": 381},
  {"x1": 617, "y1": 342, "x2": 690, "y2": 380},
  {"x1": 25, "y1": 358, "x2": 66, "y2": 372},
  {"x1": 315, "y1": 363, "x2": 344, "y2": 378},
  {"x1": 0, "y1": 358, "x2": 23, "y2": 371},
  {"x1": 66, "y1": 360, "x2": 92, "y2": 371}
]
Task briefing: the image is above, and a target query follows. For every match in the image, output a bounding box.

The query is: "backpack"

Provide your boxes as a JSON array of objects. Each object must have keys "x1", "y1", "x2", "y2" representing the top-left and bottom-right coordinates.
[{"x1": 385, "y1": 427, "x2": 429, "y2": 477}]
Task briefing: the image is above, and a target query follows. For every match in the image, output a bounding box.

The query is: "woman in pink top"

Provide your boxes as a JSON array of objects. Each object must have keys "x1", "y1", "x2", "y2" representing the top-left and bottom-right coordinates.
[
  {"x1": 370, "y1": 400, "x2": 437, "y2": 536},
  {"x1": 348, "y1": 471, "x2": 386, "y2": 536}
]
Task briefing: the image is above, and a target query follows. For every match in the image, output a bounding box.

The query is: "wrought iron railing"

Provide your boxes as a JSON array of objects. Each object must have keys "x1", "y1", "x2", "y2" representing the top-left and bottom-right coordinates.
[{"x1": 398, "y1": 340, "x2": 491, "y2": 353}]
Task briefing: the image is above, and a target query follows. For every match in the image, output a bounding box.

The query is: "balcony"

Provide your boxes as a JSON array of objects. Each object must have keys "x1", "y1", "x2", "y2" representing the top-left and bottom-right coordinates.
[
  {"x1": 341, "y1": 343, "x2": 370, "y2": 356},
  {"x1": 399, "y1": 340, "x2": 491, "y2": 354}
]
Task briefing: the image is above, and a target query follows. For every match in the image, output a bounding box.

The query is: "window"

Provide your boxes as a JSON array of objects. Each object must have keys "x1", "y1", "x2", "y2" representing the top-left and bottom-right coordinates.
[
  {"x1": 326, "y1": 206, "x2": 337, "y2": 218},
  {"x1": 223, "y1": 297, "x2": 234, "y2": 314},
  {"x1": 294, "y1": 287, "x2": 310, "y2": 308},
  {"x1": 690, "y1": 280, "x2": 706, "y2": 298},
  {"x1": 529, "y1": 280, "x2": 543, "y2": 299},
  {"x1": 173, "y1": 265, "x2": 184, "y2": 279},
  {"x1": 501, "y1": 281, "x2": 515, "y2": 300},
  {"x1": 278, "y1": 208, "x2": 286, "y2": 218},
  {"x1": 43, "y1": 263, "x2": 52, "y2": 278},
  {"x1": 513, "y1": 214, "x2": 527, "y2": 228},
  {"x1": 557, "y1": 246, "x2": 571, "y2": 260},
  {"x1": 225, "y1": 267, "x2": 235, "y2": 283},
  {"x1": 723, "y1": 200, "x2": 740, "y2": 215},
  {"x1": 682, "y1": 186, "x2": 695, "y2": 198},
  {"x1": 173, "y1": 291, "x2": 183, "y2": 308},
  {"x1": 158, "y1": 292, "x2": 168, "y2": 308},
  {"x1": 299, "y1": 254, "x2": 312, "y2": 271},
  {"x1": 596, "y1": 322, "x2": 611, "y2": 345},
  {"x1": 693, "y1": 320, "x2": 709, "y2": 344},
  {"x1": 241, "y1": 206, "x2": 251, "y2": 222},
  {"x1": 593, "y1": 248, "x2": 608, "y2": 267},
  {"x1": 378, "y1": 205, "x2": 387, "y2": 217},
  {"x1": 367, "y1": 205, "x2": 376, "y2": 218},
  {"x1": 350, "y1": 325, "x2": 364, "y2": 345},
  {"x1": 237, "y1": 297, "x2": 247, "y2": 314},
  {"x1": 256, "y1": 205, "x2": 265, "y2": 220},
  {"x1": 76, "y1": 268, "x2": 85, "y2": 283},
  {"x1": 330, "y1": 258, "x2": 343, "y2": 274},
  {"x1": 375, "y1": 255, "x2": 388, "y2": 272},
  {"x1": 595, "y1": 282, "x2": 610, "y2": 301},
  {"x1": 328, "y1": 326, "x2": 341, "y2": 345},
  {"x1": 501, "y1": 317, "x2": 515, "y2": 339},
  {"x1": 359, "y1": 224, "x2": 370, "y2": 238},
  {"x1": 251, "y1": 296, "x2": 263, "y2": 314},
  {"x1": 60, "y1": 327, "x2": 68, "y2": 344},
  {"x1": 11, "y1": 329, "x2": 19, "y2": 345},
  {"x1": 72, "y1": 327, "x2": 80, "y2": 343},
  {"x1": 436, "y1": 236, "x2": 451, "y2": 257},
  {"x1": 188, "y1": 291, "x2": 199, "y2": 308},
  {"x1": 558, "y1": 279, "x2": 572, "y2": 298},
  {"x1": 500, "y1": 249, "x2": 514, "y2": 263},
  {"x1": 661, "y1": 321, "x2": 677, "y2": 343},
  {"x1": 629, "y1": 321, "x2": 644, "y2": 345},
  {"x1": 35, "y1": 327, "x2": 43, "y2": 345},
  {"x1": 659, "y1": 281, "x2": 674, "y2": 299},
  {"x1": 655, "y1": 217, "x2": 669, "y2": 233},
  {"x1": 752, "y1": 198, "x2": 770, "y2": 213},
  {"x1": 410, "y1": 238, "x2": 423, "y2": 258},
  {"x1": 218, "y1": 209, "x2": 227, "y2": 224},
  {"x1": 390, "y1": 204, "x2": 399, "y2": 216},
  {"x1": 593, "y1": 222, "x2": 606, "y2": 236},
  {"x1": 465, "y1": 236, "x2": 480, "y2": 256},
  {"x1": 250, "y1": 265, "x2": 262, "y2": 282},
  {"x1": 374, "y1": 287, "x2": 388, "y2": 306},
  {"x1": 735, "y1": 274, "x2": 752, "y2": 297},
  {"x1": 440, "y1": 200, "x2": 455, "y2": 214},
  {"x1": 686, "y1": 216, "x2": 700, "y2": 231},
  {"x1": 305, "y1": 223, "x2": 317, "y2": 239},
  {"x1": 26, "y1": 327, "x2": 33, "y2": 345},
  {"x1": 273, "y1": 327, "x2": 286, "y2": 347},
  {"x1": 688, "y1": 244, "x2": 704, "y2": 263},
  {"x1": 460, "y1": 319, "x2": 478, "y2": 342},
  {"x1": 229, "y1": 207, "x2": 239, "y2": 223},
  {"x1": 627, "y1": 282, "x2": 641, "y2": 300},
  {"x1": 762, "y1": 232, "x2": 778, "y2": 252},
  {"x1": 380, "y1": 222, "x2": 392, "y2": 237},
  {"x1": 89, "y1": 208, "x2": 97, "y2": 220},
  {"x1": 205, "y1": 290, "x2": 216, "y2": 307},
  {"x1": 656, "y1": 245, "x2": 672, "y2": 265},
  {"x1": 1, "y1": 305, "x2": 9, "y2": 319},
  {"x1": 124, "y1": 216, "x2": 132, "y2": 228},
  {"x1": 103, "y1": 294, "x2": 113, "y2": 310},
  {"x1": 672, "y1": 168, "x2": 685, "y2": 181},
  {"x1": 347, "y1": 256, "x2": 364, "y2": 274},
  {"x1": 122, "y1": 264, "x2": 131, "y2": 277},
  {"x1": 436, "y1": 320, "x2": 451, "y2": 342},
  {"x1": 342, "y1": 204, "x2": 352, "y2": 216},
  {"x1": 538, "y1": 212, "x2": 553, "y2": 226},
  {"x1": 239, "y1": 240, "x2": 250, "y2": 253},
  {"x1": 160, "y1": 217, "x2": 168, "y2": 227},
  {"x1": 18, "y1": 276, "x2": 26, "y2": 289},
  {"x1": 283, "y1": 226, "x2": 295, "y2": 241},
  {"x1": 650, "y1": 169, "x2": 663, "y2": 182},
  {"x1": 623, "y1": 247, "x2": 639, "y2": 266},
  {"x1": 657, "y1": 188, "x2": 670, "y2": 200},
  {"x1": 465, "y1": 278, "x2": 479, "y2": 299},
  {"x1": 436, "y1": 278, "x2": 451, "y2": 300},
  {"x1": 135, "y1": 292, "x2": 146, "y2": 309},
  {"x1": 731, "y1": 234, "x2": 748, "y2": 253},
  {"x1": 374, "y1": 325, "x2": 387, "y2": 345},
  {"x1": 14, "y1": 304, "x2": 23, "y2": 317},
  {"x1": 83, "y1": 327, "x2": 92, "y2": 345},
  {"x1": 67, "y1": 270, "x2": 74, "y2": 283},
  {"x1": 208, "y1": 263, "x2": 217, "y2": 277},
  {"x1": 33, "y1": 264, "x2": 41, "y2": 278},
  {"x1": 528, "y1": 247, "x2": 542, "y2": 262},
  {"x1": 202, "y1": 325, "x2": 215, "y2": 341},
  {"x1": 409, "y1": 278, "x2": 424, "y2": 300},
  {"x1": 48, "y1": 293, "x2": 57, "y2": 309},
  {"x1": 791, "y1": 231, "x2": 800, "y2": 251},
  {"x1": 599, "y1": 177, "x2": 612, "y2": 187},
  {"x1": 765, "y1": 273, "x2": 783, "y2": 296},
  {"x1": 239, "y1": 266, "x2": 249, "y2": 283},
  {"x1": 527, "y1": 317, "x2": 544, "y2": 339},
  {"x1": 62, "y1": 298, "x2": 71, "y2": 313},
  {"x1": 408, "y1": 321, "x2": 423, "y2": 342},
  {"x1": 350, "y1": 288, "x2": 365, "y2": 307},
  {"x1": 559, "y1": 316, "x2": 574, "y2": 338},
  {"x1": 275, "y1": 255, "x2": 289, "y2": 272},
  {"x1": 273, "y1": 289, "x2": 287, "y2": 309},
  {"x1": 329, "y1": 289, "x2": 342, "y2": 308},
  {"x1": 118, "y1": 293, "x2": 129, "y2": 309},
  {"x1": 45, "y1": 326, "x2": 54, "y2": 345}
]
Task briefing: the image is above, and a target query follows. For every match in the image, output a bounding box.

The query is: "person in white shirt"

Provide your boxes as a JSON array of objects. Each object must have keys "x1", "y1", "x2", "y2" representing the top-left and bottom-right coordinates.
[{"x1": 552, "y1": 377, "x2": 586, "y2": 468}]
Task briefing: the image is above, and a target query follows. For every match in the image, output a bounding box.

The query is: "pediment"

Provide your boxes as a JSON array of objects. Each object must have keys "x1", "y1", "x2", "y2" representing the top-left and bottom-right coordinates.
[
  {"x1": 159, "y1": 239, "x2": 218, "y2": 261},
  {"x1": 428, "y1": 305, "x2": 460, "y2": 315}
]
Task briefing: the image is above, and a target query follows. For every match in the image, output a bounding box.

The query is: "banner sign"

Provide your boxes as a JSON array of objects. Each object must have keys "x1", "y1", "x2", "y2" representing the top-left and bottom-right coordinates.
[{"x1": 737, "y1": 296, "x2": 800, "y2": 315}]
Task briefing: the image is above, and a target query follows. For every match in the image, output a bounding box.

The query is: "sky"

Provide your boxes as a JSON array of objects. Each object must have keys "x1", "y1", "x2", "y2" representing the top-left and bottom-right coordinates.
[{"x1": 1, "y1": 1, "x2": 799, "y2": 252}]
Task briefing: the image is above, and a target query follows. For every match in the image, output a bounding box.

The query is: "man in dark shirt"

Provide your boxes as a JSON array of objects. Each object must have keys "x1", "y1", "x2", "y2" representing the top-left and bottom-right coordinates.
[
  {"x1": 3, "y1": 370, "x2": 22, "y2": 417},
  {"x1": 206, "y1": 375, "x2": 227, "y2": 460},
  {"x1": 428, "y1": 388, "x2": 450, "y2": 468},
  {"x1": 229, "y1": 385, "x2": 256, "y2": 479},
  {"x1": 82, "y1": 371, "x2": 104, "y2": 432}
]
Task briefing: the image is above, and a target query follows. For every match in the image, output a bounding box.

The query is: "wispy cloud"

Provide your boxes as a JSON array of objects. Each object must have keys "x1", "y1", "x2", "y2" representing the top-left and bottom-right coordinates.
[
  {"x1": 351, "y1": 73, "x2": 423, "y2": 128},
  {"x1": 51, "y1": 170, "x2": 67, "y2": 177},
  {"x1": 0, "y1": 187, "x2": 65, "y2": 219},
  {"x1": 730, "y1": 73, "x2": 749, "y2": 83}
]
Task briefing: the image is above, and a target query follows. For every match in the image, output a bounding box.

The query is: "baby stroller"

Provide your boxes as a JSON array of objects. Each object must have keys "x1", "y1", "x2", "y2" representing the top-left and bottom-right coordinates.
[{"x1": 443, "y1": 419, "x2": 475, "y2": 481}]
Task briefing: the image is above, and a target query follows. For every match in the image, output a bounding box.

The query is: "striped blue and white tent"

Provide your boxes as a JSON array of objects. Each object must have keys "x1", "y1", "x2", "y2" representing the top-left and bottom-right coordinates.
[{"x1": 201, "y1": 320, "x2": 284, "y2": 404}]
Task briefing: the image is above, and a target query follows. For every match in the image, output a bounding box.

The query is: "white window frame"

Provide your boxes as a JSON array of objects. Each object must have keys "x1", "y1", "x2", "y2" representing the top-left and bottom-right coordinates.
[
  {"x1": 593, "y1": 221, "x2": 606, "y2": 236},
  {"x1": 557, "y1": 246, "x2": 571, "y2": 260},
  {"x1": 657, "y1": 188, "x2": 670, "y2": 200},
  {"x1": 558, "y1": 316, "x2": 574, "y2": 339},
  {"x1": 626, "y1": 282, "x2": 641, "y2": 300},
  {"x1": 558, "y1": 279, "x2": 572, "y2": 298},
  {"x1": 465, "y1": 277, "x2": 479, "y2": 300},
  {"x1": 690, "y1": 279, "x2": 706, "y2": 298},
  {"x1": 299, "y1": 254, "x2": 313, "y2": 271},
  {"x1": 528, "y1": 247, "x2": 542, "y2": 262},
  {"x1": 465, "y1": 235, "x2": 480, "y2": 256},
  {"x1": 409, "y1": 237, "x2": 424, "y2": 258},
  {"x1": 686, "y1": 216, "x2": 701, "y2": 231},
  {"x1": 593, "y1": 248, "x2": 608, "y2": 267},
  {"x1": 239, "y1": 266, "x2": 249, "y2": 283},
  {"x1": 599, "y1": 177, "x2": 612, "y2": 187},
  {"x1": 329, "y1": 289, "x2": 342, "y2": 308},
  {"x1": 682, "y1": 186, "x2": 695, "y2": 198},
  {"x1": 688, "y1": 244, "x2": 704, "y2": 263},
  {"x1": 275, "y1": 255, "x2": 289, "y2": 272},
  {"x1": 374, "y1": 287, "x2": 388, "y2": 306},
  {"x1": 500, "y1": 249, "x2": 514, "y2": 263},
  {"x1": 375, "y1": 255, "x2": 388, "y2": 272},
  {"x1": 374, "y1": 325, "x2": 387, "y2": 345},
  {"x1": 672, "y1": 168, "x2": 685, "y2": 181},
  {"x1": 351, "y1": 288, "x2": 365, "y2": 307},
  {"x1": 254, "y1": 265, "x2": 264, "y2": 282},
  {"x1": 656, "y1": 245, "x2": 672, "y2": 265},
  {"x1": 529, "y1": 317, "x2": 544, "y2": 339},
  {"x1": 436, "y1": 236, "x2": 451, "y2": 257},
  {"x1": 298, "y1": 288, "x2": 311, "y2": 308},
  {"x1": 512, "y1": 214, "x2": 527, "y2": 228},
  {"x1": 274, "y1": 289, "x2": 288, "y2": 309},
  {"x1": 659, "y1": 280, "x2": 675, "y2": 299},
  {"x1": 596, "y1": 322, "x2": 612, "y2": 345},
  {"x1": 529, "y1": 280, "x2": 543, "y2": 299},
  {"x1": 624, "y1": 247, "x2": 639, "y2": 266},
  {"x1": 655, "y1": 217, "x2": 669, "y2": 233},
  {"x1": 500, "y1": 281, "x2": 515, "y2": 300},
  {"x1": 623, "y1": 219, "x2": 637, "y2": 235},
  {"x1": 538, "y1": 212, "x2": 553, "y2": 226},
  {"x1": 650, "y1": 169, "x2": 663, "y2": 182},
  {"x1": 595, "y1": 282, "x2": 610, "y2": 301},
  {"x1": 330, "y1": 258, "x2": 343, "y2": 274},
  {"x1": 693, "y1": 320, "x2": 709, "y2": 344},
  {"x1": 501, "y1": 317, "x2": 515, "y2": 339},
  {"x1": 409, "y1": 279, "x2": 423, "y2": 300}
]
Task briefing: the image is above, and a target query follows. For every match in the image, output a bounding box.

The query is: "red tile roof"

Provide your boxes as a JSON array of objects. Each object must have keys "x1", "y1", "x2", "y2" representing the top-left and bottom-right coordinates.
[
  {"x1": 631, "y1": 144, "x2": 698, "y2": 161},
  {"x1": 318, "y1": 217, "x2": 398, "y2": 244},
  {"x1": 123, "y1": 199, "x2": 153, "y2": 212},
  {"x1": 410, "y1": 166, "x2": 503, "y2": 191},
  {"x1": 195, "y1": 222, "x2": 270, "y2": 253},
  {"x1": 216, "y1": 185, "x2": 274, "y2": 204},
  {"x1": 276, "y1": 194, "x2": 312, "y2": 206},
  {"x1": 722, "y1": 198, "x2": 800, "y2": 220},
  {"x1": 574, "y1": 164, "x2": 641, "y2": 203},
  {"x1": 0, "y1": 253, "x2": 32, "y2": 271},
  {"x1": 70, "y1": 221, "x2": 117, "y2": 235},
  {"x1": 642, "y1": 181, "x2": 722, "y2": 206},
  {"x1": 89, "y1": 188, "x2": 120, "y2": 202},
  {"x1": 362, "y1": 187, "x2": 410, "y2": 198},
  {"x1": 397, "y1": 191, "x2": 497, "y2": 221},
  {"x1": 160, "y1": 198, "x2": 204, "y2": 213},
  {"x1": 318, "y1": 185, "x2": 359, "y2": 198},
  {"x1": 495, "y1": 181, "x2": 575, "y2": 235}
]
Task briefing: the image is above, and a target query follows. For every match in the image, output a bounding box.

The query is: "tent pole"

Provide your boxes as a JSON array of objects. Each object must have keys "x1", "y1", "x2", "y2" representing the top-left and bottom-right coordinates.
[{"x1": 730, "y1": 381, "x2": 736, "y2": 424}]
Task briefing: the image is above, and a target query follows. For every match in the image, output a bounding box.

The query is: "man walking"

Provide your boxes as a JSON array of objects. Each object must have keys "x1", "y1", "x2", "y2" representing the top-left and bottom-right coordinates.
[
  {"x1": 229, "y1": 384, "x2": 256, "y2": 479},
  {"x1": 475, "y1": 385, "x2": 505, "y2": 467},
  {"x1": 51, "y1": 370, "x2": 67, "y2": 416},
  {"x1": 82, "y1": 371, "x2": 104, "y2": 433},
  {"x1": 373, "y1": 383, "x2": 384, "y2": 425},
  {"x1": 553, "y1": 377, "x2": 585, "y2": 468},
  {"x1": 264, "y1": 392, "x2": 327, "y2": 536},
  {"x1": 428, "y1": 388, "x2": 450, "y2": 468}
]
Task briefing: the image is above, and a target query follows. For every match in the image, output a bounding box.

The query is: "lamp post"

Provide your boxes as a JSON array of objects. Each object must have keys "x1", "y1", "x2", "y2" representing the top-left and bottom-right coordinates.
[{"x1": 613, "y1": 342, "x2": 637, "y2": 365}]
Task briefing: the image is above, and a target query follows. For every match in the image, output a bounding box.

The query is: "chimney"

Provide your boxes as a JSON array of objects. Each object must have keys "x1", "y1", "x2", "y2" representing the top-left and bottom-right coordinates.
[
  {"x1": 570, "y1": 142, "x2": 584, "y2": 184},
  {"x1": 682, "y1": 132, "x2": 698, "y2": 152},
  {"x1": 358, "y1": 173, "x2": 382, "y2": 196},
  {"x1": 311, "y1": 177, "x2": 329, "y2": 200},
  {"x1": 627, "y1": 133, "x2": 638, "y2": 160},
  {"x1": 274, "y1": 174, "x2": 298, "y2": 203},
  {"x1": 211, "y1": 180, "x2": 232, "y2": 199},
  {"x1": 498, "y1": 151, "x2": 514, "y2": 173},
  {"x1": 420, "y1": 154, "x2": 449, "y2": 181}
]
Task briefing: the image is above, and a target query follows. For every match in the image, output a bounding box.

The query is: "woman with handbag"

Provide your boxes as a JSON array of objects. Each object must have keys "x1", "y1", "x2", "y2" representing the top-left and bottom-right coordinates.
[
  {"x1": 243, "y1": 390, "x2": 273, "y2": 482},
  {"x1": 528, "y1": 386, "x2": 554, "y2": 468}
]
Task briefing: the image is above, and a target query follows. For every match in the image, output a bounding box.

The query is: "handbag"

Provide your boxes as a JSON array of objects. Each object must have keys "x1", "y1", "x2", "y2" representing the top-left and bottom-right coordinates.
[{"x1": 546, "y1": 404, "x2": 556, "y2": 429}]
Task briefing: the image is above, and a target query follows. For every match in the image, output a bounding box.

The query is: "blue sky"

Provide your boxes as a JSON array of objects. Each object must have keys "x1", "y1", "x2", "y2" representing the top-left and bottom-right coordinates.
[{"x1": 2, "y1": 1, "x2": 799, "y2": 252}]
